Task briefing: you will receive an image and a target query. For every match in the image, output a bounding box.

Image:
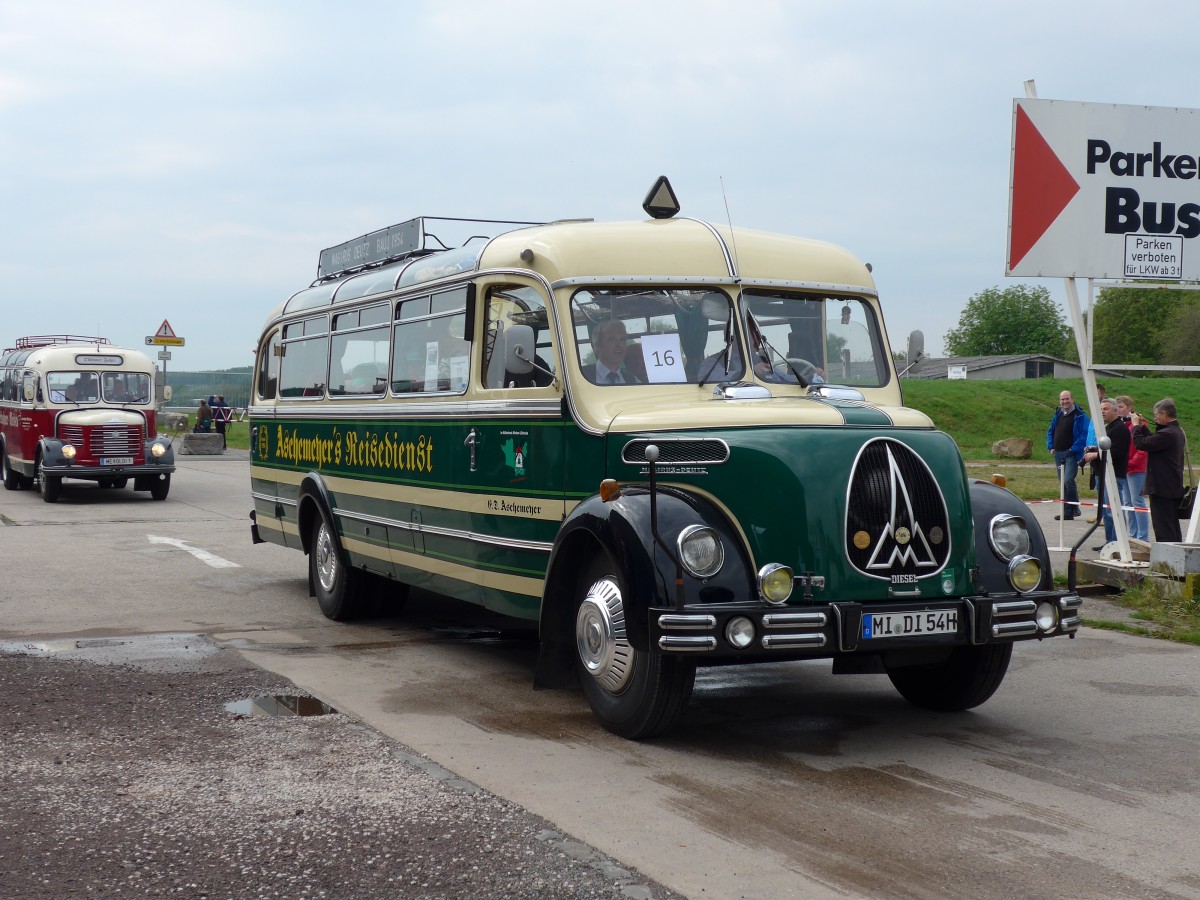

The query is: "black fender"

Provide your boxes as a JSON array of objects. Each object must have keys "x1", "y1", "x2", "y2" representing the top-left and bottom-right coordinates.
[
  {"x1": 969, "y1": 478, "x2": 1054, "y2": 593},
  {"x1": 36, "y1": 437, "x2": 69, "y2": 469},
  {"x1": 297, "y1": 472, "x2": 339, "y2": 596},
  {"x1": 145, "y1": 437, "x2": 175, "y2": 467},
  {"x1": 534, "y1": 485, "x2": 754, "y2": 688}
]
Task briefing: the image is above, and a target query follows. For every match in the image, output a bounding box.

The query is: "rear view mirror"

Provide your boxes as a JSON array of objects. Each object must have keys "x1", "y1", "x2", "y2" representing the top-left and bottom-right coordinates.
[
  {"x1": 163, "y1": 386, "x2": 173, "y2": 402},
  {"x1": 505, "y1": 324, "x2": 535, "y2": 375},
  {"x1": 22, "y1": 379, "x2": 35, "y2": 402}
]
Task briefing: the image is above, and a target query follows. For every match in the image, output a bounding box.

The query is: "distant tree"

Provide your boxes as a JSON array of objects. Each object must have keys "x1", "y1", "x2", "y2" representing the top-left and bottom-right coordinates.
[
  {"x1": 943, "y1": 285, "x2": 1070, "y2": 357},
  {"x1": 1092, "y1": 286, "x2": 1199, "y2": 366},
  {"x1": 1161, "y1": 305, "x2": 1200, "y2": 368}
]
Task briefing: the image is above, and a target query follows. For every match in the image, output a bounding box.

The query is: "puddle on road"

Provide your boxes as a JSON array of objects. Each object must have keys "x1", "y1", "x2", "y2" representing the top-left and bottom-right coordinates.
[{"x1": 226, "y1": 695, "x2": 338, "y2": 718}]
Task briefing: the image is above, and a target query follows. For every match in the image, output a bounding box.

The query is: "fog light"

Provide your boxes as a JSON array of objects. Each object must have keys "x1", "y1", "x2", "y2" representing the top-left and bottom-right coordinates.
[
  {"x1": 61, "y1": 444, "x2": 77, "y2": 460},
  {"x1": 758, "y1": 563, "x2": 794, "y2": 605},
  {"x1": 1035, "y1": 601, "x2": 1059, "y2": 633},
  {"x1": 151, "y1": 442, "x2": 167, "y2": 458},
  {"x1": 1008, "y1": 555, "x2": 1041, "y2": 593},
  {"x1": 725, "y1": 616, "x2": 755, "y2": 649}
]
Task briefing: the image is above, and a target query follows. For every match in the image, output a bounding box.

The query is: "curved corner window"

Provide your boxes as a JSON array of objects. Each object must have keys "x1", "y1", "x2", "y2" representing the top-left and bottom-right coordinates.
[{"x1": 279, "y1": 317, "x2": 329, "y2": 399}]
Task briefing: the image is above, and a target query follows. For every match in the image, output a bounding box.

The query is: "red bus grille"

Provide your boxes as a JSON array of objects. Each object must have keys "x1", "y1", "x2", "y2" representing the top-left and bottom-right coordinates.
[{"x1": 59, "y1": 424, "x2": 143, "y2": 460}]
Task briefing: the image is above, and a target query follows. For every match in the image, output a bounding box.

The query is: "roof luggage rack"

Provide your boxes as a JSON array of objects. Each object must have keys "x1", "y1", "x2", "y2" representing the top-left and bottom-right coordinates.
[
  {"x1": 316, "y1": 215, "x2": 545, "y2": 283},
  {"x1": 11, "y1": 334, "x2": 111, "y2": 351}
]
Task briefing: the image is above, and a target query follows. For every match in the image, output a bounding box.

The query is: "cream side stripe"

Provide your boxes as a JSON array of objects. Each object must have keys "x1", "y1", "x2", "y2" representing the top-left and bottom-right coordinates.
[
  {"x1": 251, "y1": 465, "x2": 575, "y2": 521},
  {"x1": 342, "y1": 536, "x2": 544, "y2": 597}
]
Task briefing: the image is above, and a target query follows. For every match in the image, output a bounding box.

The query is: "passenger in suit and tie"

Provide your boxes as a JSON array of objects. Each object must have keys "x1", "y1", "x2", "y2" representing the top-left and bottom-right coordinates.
[{"x1": 581, "y1": 319, "x2": 642, "y2": 384}]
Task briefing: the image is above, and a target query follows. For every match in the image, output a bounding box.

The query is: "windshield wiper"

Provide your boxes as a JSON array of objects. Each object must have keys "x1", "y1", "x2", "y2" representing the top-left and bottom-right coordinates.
[{"x1": 698, "y1": 321, "x2": 737, "y2": 387}]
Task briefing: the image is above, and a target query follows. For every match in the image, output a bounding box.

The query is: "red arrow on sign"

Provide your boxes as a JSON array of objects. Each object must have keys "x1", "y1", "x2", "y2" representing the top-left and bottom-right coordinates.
[{"x1": 1009, "y1": 105, "x2": 1080, "y2": 270}]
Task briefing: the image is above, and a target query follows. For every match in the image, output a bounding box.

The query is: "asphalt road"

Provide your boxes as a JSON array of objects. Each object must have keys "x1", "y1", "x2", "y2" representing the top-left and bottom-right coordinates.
[{"x1": 3, "y1": 452, "x2": 1199, "y2": 899}]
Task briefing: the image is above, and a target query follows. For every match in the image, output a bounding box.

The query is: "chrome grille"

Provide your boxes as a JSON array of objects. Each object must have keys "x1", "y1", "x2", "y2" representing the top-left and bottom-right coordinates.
[
  {"x1": 846, "y1": 438, "x2": 950, "y2": 579},
  {"x1": 622, "y1": 439, "x2": 729, "y2": 465},
  {"x1": 59, "y1": 424, "x2": 143, "y2": 459}
]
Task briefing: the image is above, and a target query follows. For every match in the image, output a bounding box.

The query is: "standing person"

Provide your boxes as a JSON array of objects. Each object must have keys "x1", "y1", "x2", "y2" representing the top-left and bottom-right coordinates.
[
  {"x1": 1083, "y1": 398, "x2": 1130, "y2": 547},
  {"x1": 1116, "y1": 395, "x2": 1150, "y2": 541},
  {"x1": 1046, "y1": 390, "x2": 1088, "y2": 521},
  {"x1": 211, "y1": 394, "x2": 230, "y2": 449},
  {"x1": 1132, "y1": 398, "x2": 1186, "y2": 544},
  {"x1": 196, "y1": 398, "x2": 213, "y2": 433}
]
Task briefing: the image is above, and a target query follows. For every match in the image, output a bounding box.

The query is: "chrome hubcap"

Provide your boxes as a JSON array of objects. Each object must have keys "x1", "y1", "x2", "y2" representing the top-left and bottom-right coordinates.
[
  {"x1": 576, "y1": 577, "x2": 633, "y2": 694},
  {"x1": 315, "y1": 523, "x2": 338, "y2": 592}
]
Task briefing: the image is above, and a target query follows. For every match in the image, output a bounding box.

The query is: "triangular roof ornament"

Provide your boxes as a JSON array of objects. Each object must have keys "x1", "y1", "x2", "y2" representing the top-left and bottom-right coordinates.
[{"x1": 642, "y1": 175, "x2": 680, "y2": 219}]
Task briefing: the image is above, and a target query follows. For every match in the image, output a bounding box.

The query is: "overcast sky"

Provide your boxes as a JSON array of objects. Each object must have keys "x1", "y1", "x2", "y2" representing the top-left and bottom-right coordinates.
[{"x1": 3, "y1": 1, "x2": 1199, "y2": 371}]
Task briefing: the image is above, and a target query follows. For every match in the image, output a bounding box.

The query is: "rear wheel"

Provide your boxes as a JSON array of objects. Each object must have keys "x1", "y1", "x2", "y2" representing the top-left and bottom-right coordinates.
[
  {"x1": 36, "y1": 455, "x2": 61, "y2": 503},
  {"x1": 149, "y1": 475, "x2": 170, "y2": 501},
  {"x1": 309, "y1": 512, "x2": 364, "y2": 620},
  {"x1": 886, "y1": 643, "x2": 1013, "y2": 711},
  {"x1": 574, "y1": 553, "x2": 695, "y2": 739},
  {"x1": 112, "y1": 477, "x2": 128, "y2": 489},
  {"x1": 2, "y1": 449, "x2": 22, "y2": 491}
]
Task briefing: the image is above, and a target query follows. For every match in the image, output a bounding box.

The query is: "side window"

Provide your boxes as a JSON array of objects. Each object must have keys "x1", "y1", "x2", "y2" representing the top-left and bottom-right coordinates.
[
  {"x1": 256, "y1": 329, "x2": 281, "y2": 400},
  {"x1": 279, "y1": 317, "x2": 329, "y2": 398},
  {"x1": 391, "y1": 287, "x2": 470, "y2": 395},
  {"x1": 482, "y1": 285, "x2": 557, "y2": 389},
  {"x1": 330, "y1": 304, "x2": 389, "y2": 397}
]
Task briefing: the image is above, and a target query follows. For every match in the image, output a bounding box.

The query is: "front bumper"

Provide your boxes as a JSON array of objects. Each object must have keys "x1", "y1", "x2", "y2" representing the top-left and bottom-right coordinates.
[
  {"x1": 649, "y1": 592, "x2": 1081, "y2": 658},
  {"x1": 42, "y1": 463, "x2": 176, "y2": 479}
]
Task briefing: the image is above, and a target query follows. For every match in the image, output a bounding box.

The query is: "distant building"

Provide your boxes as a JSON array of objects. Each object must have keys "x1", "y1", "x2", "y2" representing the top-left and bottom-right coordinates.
[{"x1": 906, "y1": 353, "x2": 1126, "y2": 381}]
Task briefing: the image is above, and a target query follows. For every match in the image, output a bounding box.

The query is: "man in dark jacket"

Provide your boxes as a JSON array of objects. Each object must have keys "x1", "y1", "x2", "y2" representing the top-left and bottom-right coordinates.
[
  {"x1": 1084, "y1": 398, "x2": 1131, "y2": 545},
  {"x1": 1132, "y1": 397, "x2": 1186, "y2": 543},
  {"x1": 1046, "y1": 390, "x2": 1088, "y2": 520}
]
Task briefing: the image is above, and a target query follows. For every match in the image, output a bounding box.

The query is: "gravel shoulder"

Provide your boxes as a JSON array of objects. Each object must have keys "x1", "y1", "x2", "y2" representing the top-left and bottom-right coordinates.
[{"x1": 0, "y1": 637, "x2": 674, "y2": 899}]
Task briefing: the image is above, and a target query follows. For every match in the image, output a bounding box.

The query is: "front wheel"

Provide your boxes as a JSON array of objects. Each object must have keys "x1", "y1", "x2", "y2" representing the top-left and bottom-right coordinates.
[
  {"x1": 574, "y1": 554, "x2": 695, "y2": 739},
  {"x1": 36, "y1": 456, "x2": 61, "y2": 503},
  {"x1": 149, "y1": 475, "x2": 170, "y2": 501},
  {"x1": 886, "y1": 643, "x2": 1013, "y2": 711},
  {"x1": 309, "y1": 513, "x2": 363, "y2": 621}
]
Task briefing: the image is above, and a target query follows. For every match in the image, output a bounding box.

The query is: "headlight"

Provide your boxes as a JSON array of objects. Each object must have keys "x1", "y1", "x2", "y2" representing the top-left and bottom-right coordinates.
[
  {"x1": 989, "y1": 514, "x2": 1031, "y2": 561},
  {"x1": 758, "y1": 563, "x2": 794, "y2": 605},
  {"x1": 1007, "y1": 555, "x2": 1042, "y2": 593},
  {"x1": 725, "y1": 616, "x2": 756, "y2": 649},
  {"x1": 61, "y1": 444, "x2": 76, "y2": 460},
  {"x1": 151, "y1": 442, "x2": 167, "y2": 458},
  {"x1": 677, "y1": 525, "x2": 724, "y2": 578},
  {"x1": 1035, "y1": 601, "x2": 1059, "y2": 633}
]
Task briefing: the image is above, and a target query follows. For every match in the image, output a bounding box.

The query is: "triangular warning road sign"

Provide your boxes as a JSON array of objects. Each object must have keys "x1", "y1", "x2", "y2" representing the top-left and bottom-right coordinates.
[
  {"x1": 155, "y1": 320, "x2": 176, "y2": 339},
  {"x1": 1009, "y1": 106, "x2": 1080, "y2": 271}
]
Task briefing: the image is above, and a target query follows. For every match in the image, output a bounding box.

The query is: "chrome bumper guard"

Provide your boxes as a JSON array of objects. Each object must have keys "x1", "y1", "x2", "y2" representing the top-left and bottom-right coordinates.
[{"x1": 649, "y1": 591, "x2": 1082, "y2": 658}]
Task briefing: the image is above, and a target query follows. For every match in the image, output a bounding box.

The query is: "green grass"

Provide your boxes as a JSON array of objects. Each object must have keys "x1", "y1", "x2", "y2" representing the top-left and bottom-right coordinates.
[{"x1": 1083, "y1": 579, "x2": 1200, "y2": 645}]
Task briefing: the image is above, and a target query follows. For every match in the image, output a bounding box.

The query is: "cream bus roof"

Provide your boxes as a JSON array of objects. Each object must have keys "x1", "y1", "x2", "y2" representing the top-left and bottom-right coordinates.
[
  {"x1": 479, "y1": 218, "x2": 877, "y2": 293},
  {"x1": 21, "y1": 344, "x2": 157, "y2": 373}
]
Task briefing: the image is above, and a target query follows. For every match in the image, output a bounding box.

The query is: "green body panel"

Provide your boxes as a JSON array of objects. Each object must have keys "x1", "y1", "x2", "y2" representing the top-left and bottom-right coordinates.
[{"x1": 607, "y1": 425, "x2": 976, "y2": 603}]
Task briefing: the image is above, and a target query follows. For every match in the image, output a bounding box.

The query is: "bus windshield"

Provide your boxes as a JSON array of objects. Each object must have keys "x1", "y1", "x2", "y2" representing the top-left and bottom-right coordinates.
[
  {"x1": 47, "y1": 371, "x2": 100, "y2": 403},
  {"x1": 571, "y1": 288, "x2": 737, "y2": 385}
]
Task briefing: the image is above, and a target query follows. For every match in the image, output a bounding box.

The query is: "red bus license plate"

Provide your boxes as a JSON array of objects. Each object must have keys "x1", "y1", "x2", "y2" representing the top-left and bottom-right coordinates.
[{"x1": 862, "y1": 610, "x2": 958, "y2": 640}]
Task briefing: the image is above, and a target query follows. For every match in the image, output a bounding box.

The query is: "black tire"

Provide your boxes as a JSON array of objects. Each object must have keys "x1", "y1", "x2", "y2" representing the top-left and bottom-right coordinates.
[
  {"x1": 149, "y1": 475, "x2": 170, "y2": 501},
  {"x1": 574, "y1": 552, "x2": 695, "y2": 739},
  {"x1": 309, "y1": 513, "x2": 363, "y2": 621},
  {"x1": 112, "y1": 477, "x2": 128, "y2": 489},
  {"x1": 2, "y1": 449, "x2": 21, "y2": 491},
  {"x1": 36, "y1": 456, "x2": 61, "y2": 503},
  {"x1": 98, "y1": 478, "x2": 114, "y2": 489},
  {"x1": 886, "y1": 643, "x2": 1013, "y2": 712}
]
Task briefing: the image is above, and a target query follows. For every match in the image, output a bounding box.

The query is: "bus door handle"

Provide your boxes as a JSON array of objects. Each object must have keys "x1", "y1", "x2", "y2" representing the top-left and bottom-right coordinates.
[{"x1": 464, "y1": 428, "x2": 478, "y2": 472}]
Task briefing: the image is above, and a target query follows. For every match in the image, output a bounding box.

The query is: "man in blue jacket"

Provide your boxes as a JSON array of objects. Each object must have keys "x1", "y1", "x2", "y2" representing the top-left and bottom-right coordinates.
[{"x1": 1046, "y1": 390, "x2": 1089, "y2": 520}]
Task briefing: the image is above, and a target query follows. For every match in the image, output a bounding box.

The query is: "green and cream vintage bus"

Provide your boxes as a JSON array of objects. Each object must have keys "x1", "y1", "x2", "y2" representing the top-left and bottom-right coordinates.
[{"x1": 249, "y1": 179, "x2": 1080, "y2": 739}]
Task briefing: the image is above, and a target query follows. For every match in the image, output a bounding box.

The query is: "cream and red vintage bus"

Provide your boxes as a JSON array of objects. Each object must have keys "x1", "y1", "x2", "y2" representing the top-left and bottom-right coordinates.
[
  {"x1": 0, "y1": 335, "x2": 175, "y2": 502},
  {"x1": 248, "y1": 179, "x2": 1080, "y2": 739}
]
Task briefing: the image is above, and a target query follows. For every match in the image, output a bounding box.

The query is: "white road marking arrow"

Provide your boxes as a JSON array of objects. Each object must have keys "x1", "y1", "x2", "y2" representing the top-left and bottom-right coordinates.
[{"x1": 147, "y1": 535, "x2": 240, "y2": 568}]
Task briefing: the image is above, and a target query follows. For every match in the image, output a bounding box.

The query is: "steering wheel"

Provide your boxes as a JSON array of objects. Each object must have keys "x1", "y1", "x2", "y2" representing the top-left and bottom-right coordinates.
[{"x1": 771, "y1": 357, "x2": 816, "y2": 383}]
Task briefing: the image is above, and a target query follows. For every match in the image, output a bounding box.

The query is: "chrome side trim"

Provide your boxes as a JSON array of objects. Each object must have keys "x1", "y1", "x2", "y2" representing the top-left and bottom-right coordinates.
[
  {"x1": 658, "y1": 635, "x2": 718, "y2": 651},
  {"x1": 992, "y1": 599, "x2": 1038, "y2": 618},
  {"x1": 992, "y1": 621, "x2": 1038, "y2": 638},
  {"x1": 252, "y1": 491, "x2": 296, "y2": 508},
  {"x1": 252, "y1": 399, "x2": 563, "y2": 420},
  {"x1": 761, "y1": 612, "x2": 827, "y2": 628},
  {"x1": 332, "y1": 505, "x2": 554, "y2": 554},
  {"x1": 761, "y1": 633, "x2": 827, "y2": 649},
  {"x1": 658, "y1": 614, "x2": 717, "y2": 630},
  {"x1": 548, "y1": 276, "x2": 878, "y2": 297}
]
